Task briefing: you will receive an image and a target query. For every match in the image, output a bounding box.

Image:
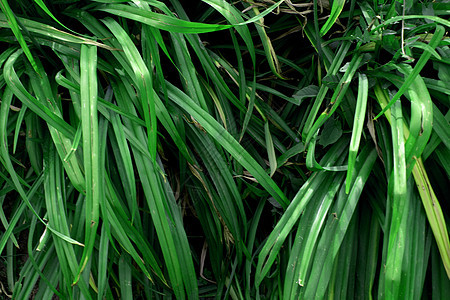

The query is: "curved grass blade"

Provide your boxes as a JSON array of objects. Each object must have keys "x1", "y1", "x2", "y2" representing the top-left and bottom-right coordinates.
[
  {"x1": 102, "y1": 18, "x2": 157, "y2": 162},
  {"x1": 385, "y1": 99, "x2": 407, "y2": 299},
  {"x1": 395, "y1": 65, "x2": 433, "y2": 176},
  {"x1": 98, "y1": 1, "x2": 285, "y2": 34},
  {"x1": 346, "y1": 73, "x2": 368, "y2": 193},
  {"x1": 166, "y1": 81, "x2": 289, "y2": 208},
  {"x1": 0, "y1": 13, "x2": 115, "y2": 50},
  {"x1": 320, "y1": 0, "x2": 346, "y2": 36},
  {"x1": 25, "y1": 59, "x2": 85, "y2": 192},
  {"x1": 203, "y1": 0, "x2": 256, "y2": 65},
  {"x1": 4, "y1": 49, "x2": 75, "y2": 138},
  {"x1": 304, "y1": 53, "x2": 364, "y2": 146},
  {"x1": 370, "y1": 16, "x2": 450, "y2": 34},
  {"x1": 0, "y1": 86, "x2": 83, "y2": 249},
  {"x1": 97, "y1": 3, "x2": 233, "y2": 33},
  {"x1": 375, "y1": 82, "x2": 450, "y2": 278},
  {"x1": 374, "y1": 25, "x2": 445, "y2": 120},
  {"x1": 306, "y1": 130, "x2": 348, "y2": 172},
  {"x1": 255, "y1": 138, "x2": 348, "y2": 287},
  {"x1": 0, "y1": 1, "x2": 38, "y2": 73},
  {"x1": 303, "y1": 146, "x2": 377, "y2": 299},
  {"x1": 33, "y1": 0, "x2": 74, "y2": 33}
]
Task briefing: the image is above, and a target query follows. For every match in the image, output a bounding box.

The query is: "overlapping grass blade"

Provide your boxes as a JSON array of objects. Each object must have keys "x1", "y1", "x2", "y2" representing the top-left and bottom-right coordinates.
[
  {"x1": 0, "y1": 85, "x2": 83, "y2": 251},
  {"x1": 26, "y1": 57, "x2": 85, "y2": 192},
  {"x1": 303, "y1": 146, "x2": 377, "y2": 299},
  {"x1": 74, "y1": 45, "x2": 100, "y2": 284},
  {"x1": 255, "y1": 138, "x2": 349, "y2": 287},
  {"x1": 166, "y1": 81, "x2": 289, "y2": 208},
  {"x1": 102, "y1": 18, "x2": 157, "y2": 162},
  {"x1": 374, "y1": 25, "x2": 445, "y2": 119},
  {"x1": 3, "y1": 49, "x2": 75, "y2": 138},
  {"x1": 43, "y1": 142, "x2": 92, "y2": 298},
  {"x1": 0, "y1": 0, "x2": 39, "y2": 73},
  {"x1": 346, "y1": 73, "x2": 368, "y2": 193},
  {"x1": 1, "y1": 0, "x2": 449, "y2": 298},
  {"x1": 384, "y1": 99, "x2": 407, "y2": 299},
  {"x1": 0, "y1": 13, "x2": 114, "y2": 50},
  {"x1": 304, "y1": 53, "x2": 364, "y2": 146},
  {"x1": 374, "y1": 78, "x2": 450, "y2": 278}
]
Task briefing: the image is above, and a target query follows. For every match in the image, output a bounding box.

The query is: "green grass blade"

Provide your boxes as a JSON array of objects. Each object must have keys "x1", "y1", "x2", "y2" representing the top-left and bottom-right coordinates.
[
  {"x1": 102, "y1": 18, "x2": 157, "y2": 162},
  {"x1": 0, "y1": 13, "x2": 114, "y2": 50},
  {"x1": 249, "y1": 5, "x2": 286, "y2": 79},
  {"x1": 118, "y1": 255, "x2": 133, "y2": 299},
  {"x1": 74, "y1": 45, "x2": 100, "y2": 284},
  {"x1": 346, "y1": 73, "x2": 368, "y2": 193},
  {"x1": 43, "y1": 141, "x2": 92, "y2": 299},
  {"x1": 97, "y1": 223, "x2": 110, "y2": 300},
  {"x1": 256, "y1": 138, "x2": 349, "y2": 287},
  {"x1": 303, "y1": 146, "x2": 377, "y2": 299},
  {"x1": 0, "y1": 1, "x2": 39, "y2": 73},
  {"x1": 370, "y1": 16, "x2": 450, "y2": 34},
  {"x1": 320, "y1": 0, "x2": 346, "y2": 36},
  {"x1": 385, "y1": 99, "x2": 407, "y2": 299},
  {"x1": 375, "y1": 79, "x2": 450, "y2": 279},
  {"x1": 26, "y1": 58, "x2": 85, "y2": 192},
  {"x1": 3, "y1": 49, "x2": 75, "y2": 138},
  {"x1": 374, "y1": 25, "x2": 445, "y2": 120},
  {"x1": 283, "y1": 172, "x2": 343, "y2": 299},
  {"x1": 301, "y1": 39, "x2": 351, "y2": 142},
  {"x1": 166, "y1": 81, "x2": 289, "y2": 208},
  {"x1": 304, "y1": 53, "x2": 364, "y2": 146},
  {"x1": 264, "y1": 121, "x2": 277, "y2": 177},
  {"x1": 97, "y1": 3, "x2": 233, "y2": 33},
  {"x1": 0, "y1": 86, "x2": 83, "y2": 252}
]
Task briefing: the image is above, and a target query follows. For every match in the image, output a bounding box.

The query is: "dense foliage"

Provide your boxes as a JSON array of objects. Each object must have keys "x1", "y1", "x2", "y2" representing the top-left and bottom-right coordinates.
[{"x1": 0, "y1": 0, "x2": 449, "y2": 299}]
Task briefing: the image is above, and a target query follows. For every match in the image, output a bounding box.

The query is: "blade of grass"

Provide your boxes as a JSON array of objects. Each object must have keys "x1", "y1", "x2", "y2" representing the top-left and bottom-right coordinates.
[
  {"x1": 118, "y1": 255, "x2": 133, "y2": 299},
  {"x1": 255, "y1": 137, "x2": 349, "y2": 287},
  {"x1": 166, "y1": 81, "x2": 289, "y2": 208},
  {"x1": 0, "y1": 1, "x2": 39, "y2": 73},
  {"x1": 304, "y1": 53, "x2": 364, "y2": 146},
  {"x1": 346, "y1": 73, "x2": 368, "y2": 193},
  {"x1": 375, "y1": 82, "x2": 450, "y2": 278},
  {"x1": 0, "y1": 13, "x2": 115, "y2": 50},
  {"x1": 320, "y1": 0, "x2": 346, "y2": 36},
  {"x1": 0, "y1": 86, "x2": 83, "y2": 253},
  {"x1": 385, "y1": 99, "x2": 408, "y2": 299},
  {"x1": 303, "y1": 146, "x2": 377, "y2": 299},
  {"x1": 43, "y1": 141, "x2": 92, "y2": 299},
  {"x1": 374, "y1": 25, "x2": 445, "y2": 120},
  {"x1": 102, "y1": 18, "x2": 157, "y2": 162},
  {"x1": 73, "y1": 44, "x2": 100, "y2": 285},
  {"x1": 264, "y1": 121, "x2": 277, "y2": 177},
  {"x1": 4, "y1": 49, "x2": 75, "y2": 138}
]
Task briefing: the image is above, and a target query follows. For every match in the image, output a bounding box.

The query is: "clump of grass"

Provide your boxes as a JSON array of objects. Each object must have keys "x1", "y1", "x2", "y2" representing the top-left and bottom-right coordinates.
[{"x1": 0, "y1": 0, "x2": 449, "y2": 299}]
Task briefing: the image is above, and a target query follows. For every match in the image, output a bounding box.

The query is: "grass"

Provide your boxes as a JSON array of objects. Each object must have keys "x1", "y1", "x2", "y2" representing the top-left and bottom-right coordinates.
[{"x1": 0, "y1": 0, "x2": 449, "y2": 299}]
